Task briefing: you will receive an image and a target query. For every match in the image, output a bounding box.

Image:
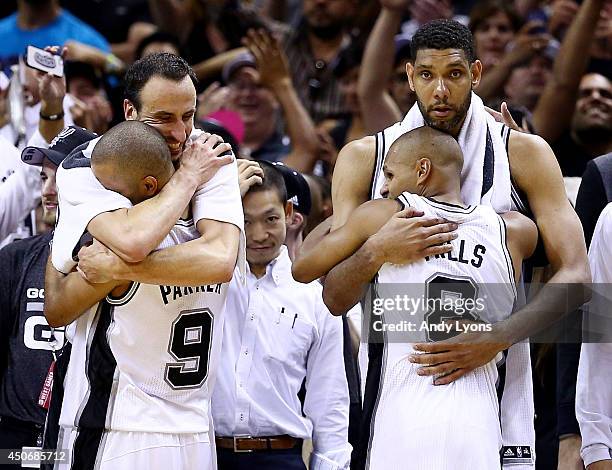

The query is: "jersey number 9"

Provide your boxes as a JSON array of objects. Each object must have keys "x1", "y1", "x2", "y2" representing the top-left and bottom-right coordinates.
[{"x1": 165, "y1": 308, "x2": 213, "y2": 389}]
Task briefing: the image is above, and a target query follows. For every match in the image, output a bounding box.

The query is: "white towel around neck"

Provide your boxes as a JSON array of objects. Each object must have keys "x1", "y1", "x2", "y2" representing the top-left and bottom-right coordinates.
[{"x1": 377, "y1": 92, "x2": 512, "y2": 213}]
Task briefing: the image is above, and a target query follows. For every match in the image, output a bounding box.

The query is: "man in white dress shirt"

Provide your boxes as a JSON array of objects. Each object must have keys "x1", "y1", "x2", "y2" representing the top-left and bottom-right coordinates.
[
  {"x1": 212, "y1": 162, "x2": 351, "y2": 470},
  {"x1": 576, "y1": 203, "x2": 612, "y2": 470}
]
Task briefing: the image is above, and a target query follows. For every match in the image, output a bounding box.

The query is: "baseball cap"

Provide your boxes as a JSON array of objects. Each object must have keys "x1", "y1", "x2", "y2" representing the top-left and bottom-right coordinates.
[
  {"x1": 267, "y1": 161, "x2": 311, "y2": 216},
  {"x1": 222, "y1": 52, "x2": 257, "y2": 84},
  {"x1": 199, "y1": 118, "x2": 241, "y2": 155},
  {"x1": 21, "y1": 126, "x2": 97, "y2": 167}
]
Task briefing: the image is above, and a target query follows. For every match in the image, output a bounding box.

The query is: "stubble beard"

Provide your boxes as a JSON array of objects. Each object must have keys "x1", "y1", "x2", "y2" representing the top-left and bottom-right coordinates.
[{"x1": 418, "y1": 91, "x2": 472, "y2": 134}]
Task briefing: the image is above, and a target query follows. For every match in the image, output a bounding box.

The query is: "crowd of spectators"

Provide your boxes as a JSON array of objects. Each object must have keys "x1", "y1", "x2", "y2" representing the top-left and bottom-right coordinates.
[
  {"x1": 0, "y1": 1, "x2": 611, "y2": 469},
  {"x1": 1, "y1": 0, "x2": 610, "y2": 179}
]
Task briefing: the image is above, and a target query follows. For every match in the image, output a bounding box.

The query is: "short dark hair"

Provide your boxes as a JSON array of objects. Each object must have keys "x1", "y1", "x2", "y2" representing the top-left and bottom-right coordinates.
[
  {"x1": 469, "y1": 0, "x2": 522, "y2": 35},
  {"x1": 394, "y1": 39, "x2": 412, "y2": 68},
  {"x1": 411, "y1": 19, "x2": 476, "y2": 63},
  {"x1": 135, "y1": 32, "x2": 182, "y2": 60},
  {"x1": 92, "y1": 121, "x2": 172, "y2": 181},
  {"x1": 123, "y1": 53, "x2": 198, "y2": 110},
  {"x1": 246, "y1": 161, "x2": 287, "y2": 204}
]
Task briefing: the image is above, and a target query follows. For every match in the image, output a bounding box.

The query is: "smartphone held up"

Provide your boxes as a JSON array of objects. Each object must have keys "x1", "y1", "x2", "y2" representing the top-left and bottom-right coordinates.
[{"x1": 25, "y1": 45, "x2": 64, "y2": 78}]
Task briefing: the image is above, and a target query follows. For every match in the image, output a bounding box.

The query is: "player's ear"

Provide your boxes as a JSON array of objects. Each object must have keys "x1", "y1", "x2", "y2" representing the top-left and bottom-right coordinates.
[
  {"x1": 288, "y1": 211, "x2": 305, "y2": 230},
  {"x1": 142, "y1": 175, "x2": 159, "y2": 196},
  {"x1": 416, "y1": 158, "x2": 432, "y2": 183},
  {"x1": 124, "y1": 99, "x2": 137, "y2": 121},
  {"x1": 470, "y1": 60, "x2": 483, "y2": 88},
  {"x1": 406, "y1": 62, "x2": 415, "y2": 92},
  {"x1": 284, "y1": 201, "x2": 293, "y2": 223}
]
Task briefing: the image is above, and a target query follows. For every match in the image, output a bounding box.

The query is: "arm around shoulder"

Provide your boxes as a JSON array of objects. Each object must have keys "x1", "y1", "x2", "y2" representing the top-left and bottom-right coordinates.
[
  {"x1": 86, "y1": 167, "x2": 200, "y2": 263},
  {"x1": 113, "y1": 219, "x2": 240, "y2": 286},
  {"x1": 293, "y1": 199, "x2": 399, "y2": 283}
]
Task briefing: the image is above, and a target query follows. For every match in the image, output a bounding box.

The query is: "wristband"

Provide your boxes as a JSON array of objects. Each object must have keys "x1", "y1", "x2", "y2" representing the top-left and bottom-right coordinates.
[
  {"x1": 104, "y1": 54, "x2": 124, "y2": 74},
  {"x1": 40, "y1": 110, "x2": 65, "y2": 121}
]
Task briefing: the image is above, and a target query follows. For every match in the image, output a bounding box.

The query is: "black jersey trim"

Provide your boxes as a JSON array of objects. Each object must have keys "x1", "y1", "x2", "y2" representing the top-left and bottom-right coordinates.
[
  {"x1": 497, "y1": 216, "x2": 517, "y2": 298},
  {"x1": 72, "y1": 301, "x2": 116, "y2": 468},
  {"x1": 369, "y1": 132, "x2": 384, "y2": 201},
  {"x1": 76, "y1": 302, "x2": 117, "y2": 430},
  {"x1": 423, "y1": 197, "x2": 477, "y2": 214},
  {"x1": 176, "y1": 218, "x2": 195, "y2": 227},
  {"x1": 357, "y1": 274, "x2": 388, "y2": 470},
  {"x1": 510, "y1": 182, "x2": 529, "y2": 215},
  {"x1": 363, "y1": 340, "x2": 387, "y2": 470},
  {"x1": 496, "y1": 349, "x2": 508, "y2": 411},
  {"x1": 502, "y1": 126, "x2": 510, "y2": 155},
  {"x1": 396, "y1": 193, "x2": 411, "y2": 210},
  {"x1": 481, "y1": 125, "x2": 495, "y2": 198},
  {"x1": 70, "y1": 428, "x2": 105, "y2": 470},
  {"x1": 368, "y1": 133, "x2": 379, "y2": 201},
  {"x1": 106, "y1": 282, "x2": 140, "y2": 306}
]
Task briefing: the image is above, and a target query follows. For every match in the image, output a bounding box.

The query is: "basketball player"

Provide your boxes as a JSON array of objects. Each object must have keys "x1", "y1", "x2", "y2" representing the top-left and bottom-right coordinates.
[
  {"x1": 298, "y1": 126, "x2": 537, "y2": 469},
  {"x1": 44, "y1": 122, "x2": 241, "y2": 469}
]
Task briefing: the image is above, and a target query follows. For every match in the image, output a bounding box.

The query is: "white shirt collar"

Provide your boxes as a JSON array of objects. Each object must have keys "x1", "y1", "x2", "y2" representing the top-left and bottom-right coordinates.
[{"x1": 246, "y1": 245, "x2": 292, "y2": 287}]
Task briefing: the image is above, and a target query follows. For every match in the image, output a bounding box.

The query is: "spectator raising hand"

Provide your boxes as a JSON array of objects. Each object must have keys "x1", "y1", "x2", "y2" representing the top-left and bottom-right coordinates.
[
  {"x1": 548, "y1": 0, "x2": 581, "y2": 38},
  {"x1": 65, "y1": 40, "x2": 126, "y2": 75},
  {"x1": 236, "y1": 28, "x2": 319, "y2": 173},
  {"x1": 592, "y1": 1, "x2": 612, "y2": 59},
  {"x1": 505, "y1": 21, "x2": 552, "y2": 66},
  {"x1": 197, "y1": 82, "x2": 233, "y2": 121},
  {"x1": 37, "y1": 46, "x2": 68, "y2": 143},
  {"x1": 379, "y1": 0, "x2": 411, "y2": 11},
  {"x1": 243, "y1": 29, "x2": 291, "y2": 94},
  {"x1": 409, "y1": 0, "x2": 453, "y2": 25}
]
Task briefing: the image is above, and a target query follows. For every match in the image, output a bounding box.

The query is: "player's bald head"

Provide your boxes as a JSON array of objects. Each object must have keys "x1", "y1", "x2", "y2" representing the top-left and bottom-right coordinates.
[
  {"x1": 387, "y1": 126, "x2": 463, "y2": 173},
  {"x1": 92, "y1": 121, "x2": 172, "y2": 178},
  {"x1": 91, "y1": 121, "x2": 174, "y2": 203}
]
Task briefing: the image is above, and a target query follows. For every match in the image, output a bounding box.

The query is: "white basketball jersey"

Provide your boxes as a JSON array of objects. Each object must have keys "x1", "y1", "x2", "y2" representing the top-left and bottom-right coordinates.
[
  {"x1": 356, "y1": 125, "x2": 536, "y2": 469},
  {"x1": 363, "y1": 193, "x2": 517, "y2": 470},
  {"x1": 59, "y1": 220, "x2": 228, "y2": 435}
]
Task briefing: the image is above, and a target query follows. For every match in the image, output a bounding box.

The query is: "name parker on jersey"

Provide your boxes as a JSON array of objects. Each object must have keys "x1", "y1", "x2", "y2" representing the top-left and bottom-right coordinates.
[{"x1": 159, "y1": 283, "x2": 223, "y2": 305}]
